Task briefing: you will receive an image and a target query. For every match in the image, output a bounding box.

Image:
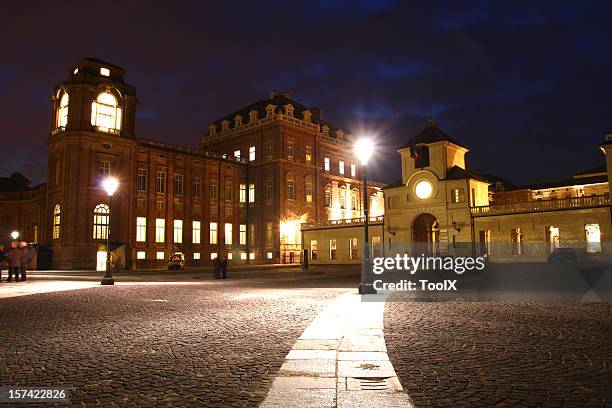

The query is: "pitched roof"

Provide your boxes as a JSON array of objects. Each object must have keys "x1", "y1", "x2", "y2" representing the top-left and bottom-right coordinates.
[{"x1": 399, "y1": 121, "x2": 467, "y2": 150}]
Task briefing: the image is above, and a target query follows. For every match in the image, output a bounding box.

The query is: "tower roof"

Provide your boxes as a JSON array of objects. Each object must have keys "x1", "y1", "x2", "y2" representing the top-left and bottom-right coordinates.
[{"x1": 399, "y1": 121, "x2": 467, "y2": 150}]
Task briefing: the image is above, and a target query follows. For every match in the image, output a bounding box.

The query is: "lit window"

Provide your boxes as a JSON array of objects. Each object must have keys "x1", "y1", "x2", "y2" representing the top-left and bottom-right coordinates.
[
  {"x1": 324, "y1": 188, "x2": 331, "y2": 207},
  {"x1": 287, "y1": 142, "x2": 294, "y2": 159},
  {"x1": 267, "y1": 252, "x2": 273, "y2": 259},
  {"x1": 234, "y1": 150, "x2": 241, "y2": 159},
  {"x1": 193, "y1": 252, "x2": 201, "y2": 260},
  {"x1": 351, "y1": 164, "x2": 356, "y2": 177},
  {"x1": 249, "y1": 184, "x2": 255, "y2": 203},
  {"x1": 100, "y1": 67, "x2": 110, "y2": 76},
  {"x1": 249, "y1": 252, "x2": 255, "y2": 260},
  {"x1": 329, "y1": 239, "x2": 337, "y2": 260},
  {"x1": 225, "y1": 223, "x2": 233, "y2": 245},
  {"x1": 585, "y1": 224, "x2": 602, "y2": 253},
  {"x1": 99, "y1": 161, "x2": 110, "y2": 179},
  {"x1": 511, "y1": 228, "x2": 522, "y2": 255},
  {"x1": 240, "y1": 184, "x2": 246, "y2": 203},
  {"x1": 53, "y1": 204, "x2": 61, "y2": 239},
  {"x1": 228, "y1": 253, "x2": 233, "y2": 260},
  {"x1": 287, "y1": 179, "x2": 295, "y2": 200},
  {"x1": 56, "y1": 93, "x2": 69, "y2": 128},
  {"x1": 156, "y1": 251, "x2": 164, "y2": 260},
  {"x1": 546, "y1": 226, "x2": 560, "y2": 253},
  {"x1": 305, "y1": 146, "x2": 312, "y2": 163},
  {"x1": 155, "y1": 218, "x2": 165, "y2": 243},
  {"x1": 349, "y1": 237, "x2": 358, "y2": 260},
  {"x1": 350, "y1": 192, "x2": 357, "y2": 210},
  {"x1": 137, "y1": 251, "x2": 146, "y2": 260},
  {"x1": 73, "y1": 68, "x2": 78, "y2": 74},
  {"x1": 173, "y1": 220, "x2": 183, "y2": 243},
  {"x1": 211, "y1": 252, "x2": 218, "y2": 260},
  {"x1": 324, "y1": 157, "x2": 330, "y2": 171},
  {"x1": 339, "y1": 160, "x2": 345, "y2": 175},
  {"x1": 305, "y1": 181, "x2": 313, "y2": 203},
  {"x1": 93, "y1": 204, "x2": 109, "y2": 239},
  {"x1": 249, "y1": 146, "x2": 256, "y2": 161},
  {"x1": 311, "y1": 240, "x2": 318, "y2": 260},
  {"x1": 241, "y1": 252, "x2": 247, "y2": 260},
  {"x1": 451, "y1": 188, "x2": 465, "y2": 203},
  {"x1": 91, "y1": 92, "x2": 122, "y2": 132},
  {"x1": 240, "y1": 224, "x2": 247, "y2": 245},
  {"x1": 192, "y1": 221, "x2": 201, "y2": 244},
  {"x1": 136, "y1": 217, "x2": 146, "y2": 242},
  {"x1": 210, "y1": 222, "x2": 218, "y2": 244}
]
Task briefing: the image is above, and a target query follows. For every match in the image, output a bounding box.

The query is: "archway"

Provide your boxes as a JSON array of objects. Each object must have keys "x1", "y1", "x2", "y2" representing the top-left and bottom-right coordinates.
[{"x1": 412, "y1": 213, "x2": 439, "y2": 256}]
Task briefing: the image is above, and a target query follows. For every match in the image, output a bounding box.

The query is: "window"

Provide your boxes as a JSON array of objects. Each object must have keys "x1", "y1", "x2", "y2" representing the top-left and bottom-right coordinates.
[
  {"x1": 100, "y1": 67, "x2": 110, "y2": 76},
  {"x1": 173, "y1": 220, "x2": 183, "y2": 243},
  {"x1": 265, "y1": 142, "x2": 273, "y2": 159},
  {"x1": 351, "y1": 163, "x2": 356, "y2": 177},
  {"x1": 451, "y1": 188, "x2": 465, "y2": 203},
  {"x1": 329, "y1": 239, "x2": 337, "y2": 260},
  {"x1": 99, "y1": 161, "x2": 110, "y2": 179},
  {"x1": 174, "y1": 174, "x2": 184, "y2": 196},
  {"x1": 585, "y1": 224, "x2": 602, "y2": 253},
  {"x1": 234, "y1": 150, "x2": 241, "y2": 160},
  {"x1": 57, "y1": 92, "x2": 69, "y2": 128},
  {"x1": 240, "y1": 184, "x2": 246, "y2": 203},
  {"x1": 339, "y1": 188, "x2": 346, "y2": 209},
  {"x1": 224, "y1": 223, "x2": 233, "y2": 245},
  {"x1": 137, "y1": 251, "x2": 146, "y2": 260},
  {"x1": 137, "y1": 198, "x2": 146, "y2": 208},
  {"x1": 156, "y1": 251, "x2": 165, "y2": 260},
  {"x1": 511, "y1": 228, "x2": 522, "y2": 255},
  {"x1": 470, "y1": 187, "x2": 476, "y2": 206},
  {"x1": 350, "y1": 192, "x2": 357, "y2": 210},
  {"x1": 91, "y1": 92, "x2": 122, "y2": 131},
  {"x1": 156, "y1": 171, "x2": 166, "y2": 194},
  {"x1": 249, "y1": 184, "x2": 255, "y2": 203},
  {"x1": 339, "y1": 160, "x2": 345, "y2": 175},
  {"x1": 240, "y1": 252, "x2": 247, "y2": 260},
  {"x1": 249, "y1": 252, "x2": 255, "y2": 260},
  {"x1": 349, "y1": 237, "x2": 358, "y2": 260},
  {"x1": 210, "y1": 222, "x2": 218, "y2": 244},
  {"x1": 193, "y1": 177, "x2": 201, "y2": 198},
  {"x1": 267, "y1": 252, "x2": 273, "y2": 260},
  {"x1": 225, "y1": 182, "x2": 233, "y2": 201},
  {"x1": 479, "y1": 230, "x2": 491, "y2": 256},
  {"x1": 53, "y1": 204, "x2": 61, "y2": 239},
  {"x1": 287, "y1": 142, "x2": 294, "y2": 159},
  {"x1": 192, "y1": 221, "x2": 201, "y2": 244},
  {"x1": 93, "y1": 204, "x2": 109, "y2": 239},
  {"x1": 305, "y1": 146, "x2": 312, "y2": 163},
  {"x1": 266, "y1": 180, "x2": 273, "y2": 201},
  {"x1": 210, "y1": 179, "x2": 218, "y2": 200},
  {"x1": 211, "y1": 252, "x2": 218, "y2": 260},
  {"x1": 240, "y1": 224, "x2": 247, "y2": 245},
  {"x1": 156, "y1": 198, "x2": 165, "y2": 210},
  {"x1": 137, "y1": 168, "x2": 148, "y2": 191},
  {"x1": 324, "y1": 188, "x2": 331, "y2": 207},
  {"x1": 372, "y1": 236, "x2": 382, "y2": 257},
  {"x1": 193, "y1": 252, "x2": 200, "y2": 260},
  {"x1": 287, "y1": 179, "x2": 295, "y2": 200},
  {"x1": 249, "y1": 225, "x2": 255, "y2": 245},
  {"x1": 305, "y1": 181, "x2": 313, "y2": 203},
  {"x1": 136, "y1": 217, "x2": 146, "y2": 242},
  {"x1": 266, "y1": 223, "x2": 273, "y2": 245},
  {"x1": 249, "y1": 146, "x2": 256, "y2": 161},
  {"x1": 545, "y1": 226, "x2": 560, "y2": 253},
  {"x1": 155, "y1": 219, "x2": 165, "y2": 243},
  {"x1": 324, "y1": 157, "x2": 330, "y2": 171},
  {"x1": 311, "y1": 240, "x2": 318, "y2": 260}
]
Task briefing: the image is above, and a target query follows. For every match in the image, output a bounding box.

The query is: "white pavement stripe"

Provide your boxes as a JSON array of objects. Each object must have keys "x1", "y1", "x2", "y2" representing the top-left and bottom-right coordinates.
[{"x1": 260, "y1": 292, "x2": 414, "y2": 408}]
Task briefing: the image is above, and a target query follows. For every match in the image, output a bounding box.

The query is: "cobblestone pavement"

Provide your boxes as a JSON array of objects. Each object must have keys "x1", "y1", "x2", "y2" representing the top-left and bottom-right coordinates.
[
  {"x1": 384, "y1": 299, "x2": 612, "y2": 407},
  {"x1": 0, "y1": 268, "x2": 357, "y2": 407}
]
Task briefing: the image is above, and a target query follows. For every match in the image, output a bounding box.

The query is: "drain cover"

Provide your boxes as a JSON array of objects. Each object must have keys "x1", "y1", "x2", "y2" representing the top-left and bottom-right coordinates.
[{"x1": 357, "y1": 377, "x2": 390, "y2": 391}]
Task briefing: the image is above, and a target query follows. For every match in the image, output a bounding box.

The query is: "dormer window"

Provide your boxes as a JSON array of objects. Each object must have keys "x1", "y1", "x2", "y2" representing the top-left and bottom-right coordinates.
[
  {"x1": 284, "y1": 104, "x2": 294, "y2": 117},
  {"x1": 336, "y1": 129, "x2": 344, "y2": 140},
  {"x1": 100, "y1": 67, "x2": 110, "y2": 77},
  {"x1": 234, "y1": 115, "x2": 243, "y2": 128},
  {"x1": 303, "y1": 110, "x2": 312, "y2": 123},
  {"x1": 221, "y1": 120, "x2": 229, "y2": 131},
  {"x1": 265, "y1": 104, "x2": 276, "y2": 117},
  {"x1": 322, "y1": 125, "x2": 330, "y2": 136},
  {"x1": 249, "y1": 110, "x2": 258, "y2": 124},
  {"x1": 91, "y1": 92, "x2": 122, "y2": 132},
  {"x1": 208, "y1": 124, "x2": 217, "y2": 137},
  {"x1": 56, "y1": 92, "x2": 69, "y2": 128}
]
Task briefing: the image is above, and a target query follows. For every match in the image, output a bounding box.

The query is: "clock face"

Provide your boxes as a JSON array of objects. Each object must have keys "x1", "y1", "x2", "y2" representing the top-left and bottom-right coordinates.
[{"x1": 415, "y1": 180, "x2": 433, "y2": 199}]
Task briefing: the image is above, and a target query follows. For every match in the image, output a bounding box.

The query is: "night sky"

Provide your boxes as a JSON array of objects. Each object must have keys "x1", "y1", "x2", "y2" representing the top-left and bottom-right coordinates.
[{"x1": 2, "y1": 1, "x2": 611, "y2": 186}]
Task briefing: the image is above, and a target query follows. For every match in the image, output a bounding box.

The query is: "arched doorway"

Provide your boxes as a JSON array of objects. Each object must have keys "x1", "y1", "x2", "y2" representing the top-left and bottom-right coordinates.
[{"x1": 412, "y1": 213, "x2": 439, "y2": 256}]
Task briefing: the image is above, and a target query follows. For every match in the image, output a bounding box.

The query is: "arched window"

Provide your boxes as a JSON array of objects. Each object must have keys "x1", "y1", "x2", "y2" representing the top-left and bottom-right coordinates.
[
  {"x1": 93, "y1": 203, "x2": 110, "y2": 239},
  {"x1": 56, "y1": 93, "x2": 69, "y2": 128},
  {"x1": 52, "y1": 204, "x2": 61, "y2": 239},
  {"x1": 91, "y1": 92, "x2": 122, "y2": 132}
]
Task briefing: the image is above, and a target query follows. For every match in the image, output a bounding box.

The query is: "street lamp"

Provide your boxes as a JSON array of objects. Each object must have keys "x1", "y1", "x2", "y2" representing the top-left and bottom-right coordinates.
[
  {"x1": 10, "y1": 231, "x2": 20, "y2": 240},
  {"x1": 101, "y1": 177, "x2": 119, "y2": 285},
  {"x1": 354, "y1": 137, "x2": 376, "y2": 294}
]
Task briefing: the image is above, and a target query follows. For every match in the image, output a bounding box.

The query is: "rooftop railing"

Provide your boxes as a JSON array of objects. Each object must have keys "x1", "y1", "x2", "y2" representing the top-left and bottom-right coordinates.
[
  {"x1": 301, "y1": 215, "x2": 384, "y2": 230},
  {"x1": 137, "y1": 139, "x2": 247, "y2": 163},
  {"x1": 470, "y1": 194, "x2": 611, "y2": 217}
]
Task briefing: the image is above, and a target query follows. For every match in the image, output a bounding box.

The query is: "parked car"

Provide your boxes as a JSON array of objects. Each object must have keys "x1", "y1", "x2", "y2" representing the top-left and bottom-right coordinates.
[
  {"x1": 168, "y1": 253, "x2": 185, "y2": 270},
  {"x1": 547, "y1": 248, "x2": 577, "y2": 263}
]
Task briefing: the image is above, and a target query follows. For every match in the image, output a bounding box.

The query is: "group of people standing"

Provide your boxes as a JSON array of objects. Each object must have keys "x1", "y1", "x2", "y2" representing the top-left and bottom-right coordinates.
[
  {"x1": 213, "y1": 256, "x2": 228, "y2": 279},
  {"x1": 0, "y1": 242, "x2": 34, "y2": 282}
]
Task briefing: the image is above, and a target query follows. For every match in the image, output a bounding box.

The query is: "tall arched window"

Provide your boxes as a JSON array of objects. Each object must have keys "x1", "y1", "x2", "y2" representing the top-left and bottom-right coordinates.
[
  {"x1": 93, "y1": 203, "x2": 110, "y2": 239},
  {"x1": 56, "y1": 93, "x2": 69, "y2": 128},
  {"x1": 53, "y1": 204, "x2": 61, "y2": 239},
  {"x1": 91, "y1": 92, "x2": 122, "y2": 132}
]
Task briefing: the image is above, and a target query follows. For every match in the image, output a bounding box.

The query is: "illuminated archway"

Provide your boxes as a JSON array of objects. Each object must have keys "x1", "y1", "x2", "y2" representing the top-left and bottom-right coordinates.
[{"x1": 412, "y1": 213, "x2": 439, "y2": 256}]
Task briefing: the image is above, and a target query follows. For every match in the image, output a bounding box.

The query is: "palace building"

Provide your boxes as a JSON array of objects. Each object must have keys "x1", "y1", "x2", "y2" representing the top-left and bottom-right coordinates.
[
  {"x1": 302, "y1": 120, "x2": 611, "y2": 263},
  {"x1": 0, "y1": 58, "x2": 381, "y2": 269}
]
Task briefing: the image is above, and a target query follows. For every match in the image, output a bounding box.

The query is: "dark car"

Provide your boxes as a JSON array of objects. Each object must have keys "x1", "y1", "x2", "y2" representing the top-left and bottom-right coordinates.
[
  {"x1": 168, "y1": 253, "x2": 185, "y2": 270},
  {"x1": 547, "y1": 248, "x2": 578, "y2": 263}
]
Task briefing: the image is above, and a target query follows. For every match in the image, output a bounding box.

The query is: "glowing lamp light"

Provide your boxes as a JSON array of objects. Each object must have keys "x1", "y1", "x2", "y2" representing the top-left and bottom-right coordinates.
[
  {"x1": 102, "y1": 177, "x2": 119, "y2": 196},
  {"x1": 354, "y1": 137, "x2": 375, "y2": 165},
  {"x1": 415, "y1": 180, "x2": 433, "y2": 200},
  {"x1": 10, "y1": 231, "x2": 19, "y2": 240}
]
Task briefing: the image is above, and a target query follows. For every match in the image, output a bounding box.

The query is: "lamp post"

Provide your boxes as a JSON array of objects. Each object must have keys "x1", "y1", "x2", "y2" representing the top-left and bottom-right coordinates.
[
  {"x1": 354, "y1": 137, "x2": 376, "y2": 294},
  {"x1": 10, "y1": 231, "x2": 20, "y2": 241},
  {"x1": 101, "y1": 177, "x2": 119, "y2": 285}
]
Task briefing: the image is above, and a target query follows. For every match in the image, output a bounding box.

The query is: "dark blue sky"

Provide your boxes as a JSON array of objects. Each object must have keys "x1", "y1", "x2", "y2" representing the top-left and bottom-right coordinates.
[{"x1": 1, "y1": 1, "x2": 611, "y2": 185}]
